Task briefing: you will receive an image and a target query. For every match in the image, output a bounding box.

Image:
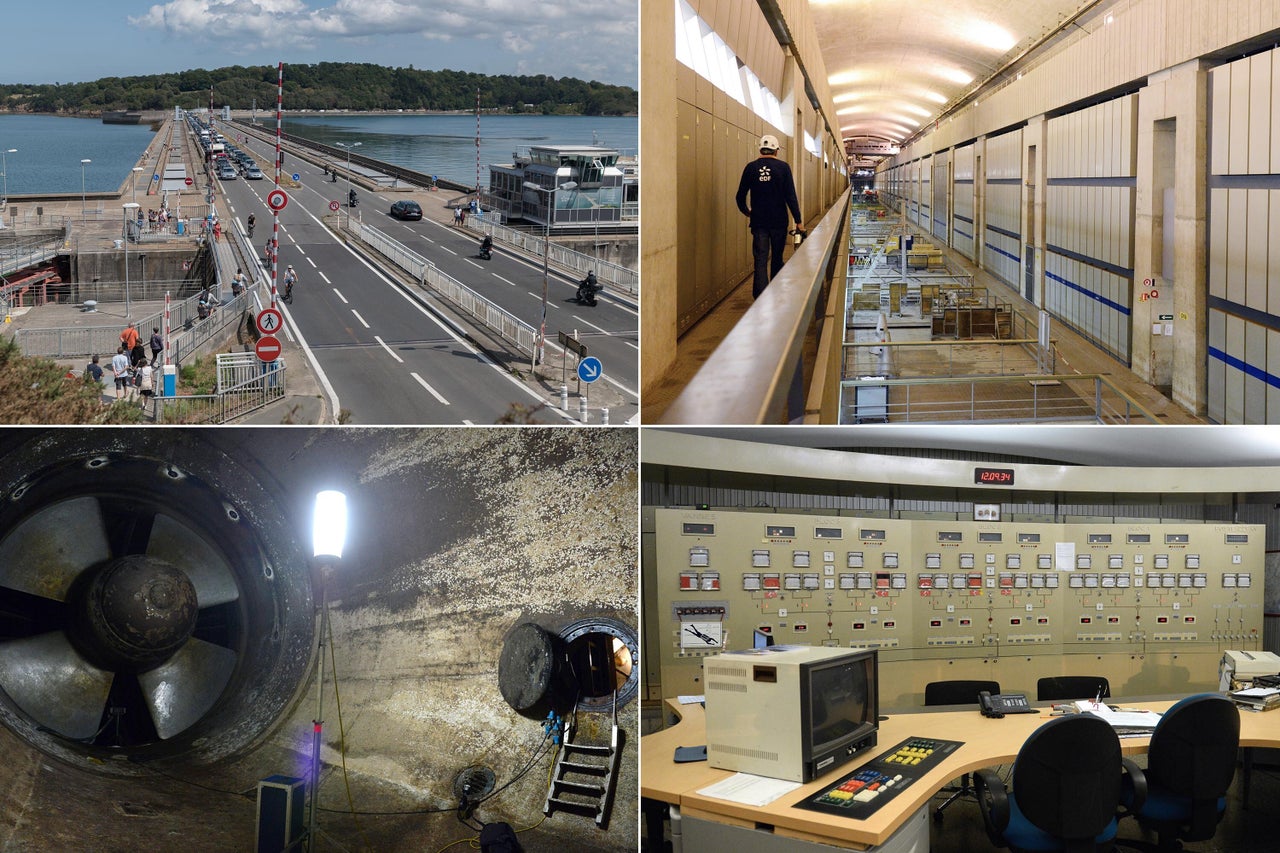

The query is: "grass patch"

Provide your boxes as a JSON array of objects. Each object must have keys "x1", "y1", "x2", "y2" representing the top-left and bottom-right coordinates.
[{"x1": 1, "y1": 339, "x2": 141, "y2": 424}]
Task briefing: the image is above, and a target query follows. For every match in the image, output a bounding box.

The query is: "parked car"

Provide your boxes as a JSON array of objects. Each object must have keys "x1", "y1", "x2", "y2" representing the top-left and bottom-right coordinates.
[{"x1": 390, "y1": 200, "x2": 423, "y2": 221}]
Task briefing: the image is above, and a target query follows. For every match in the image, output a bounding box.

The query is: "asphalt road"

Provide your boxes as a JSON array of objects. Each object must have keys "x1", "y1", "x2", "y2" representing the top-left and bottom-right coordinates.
[{"x1": 209, "y1": 133, "x2": 638, "y2": 424}]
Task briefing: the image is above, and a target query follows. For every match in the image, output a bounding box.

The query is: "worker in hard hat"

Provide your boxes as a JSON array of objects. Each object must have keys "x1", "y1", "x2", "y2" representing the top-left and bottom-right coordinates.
[{"x1": 735, "y1": 134, "x2": 805, "y2": 299}]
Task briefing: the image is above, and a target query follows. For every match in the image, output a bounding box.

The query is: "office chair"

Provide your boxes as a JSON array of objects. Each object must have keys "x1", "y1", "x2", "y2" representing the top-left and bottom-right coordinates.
[
  {"x1": 925, "y1": 679, "x2": 1001, "y2": 822},
  {"x1": 1037, "y1": 676, "x2": 1111, "y2": 703},
  {"x1": 976, "y1": 714, "x2": 1145, "y2": 853},
  {"x1": 1117, "y1": 693, "x2": 1239, "y2": 851}
]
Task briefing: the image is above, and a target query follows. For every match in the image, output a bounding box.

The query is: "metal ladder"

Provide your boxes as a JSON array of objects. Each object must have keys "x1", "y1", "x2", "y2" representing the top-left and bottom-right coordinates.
[{"x1": 543, "y1": 692, "x2": 619, "y2": 827}]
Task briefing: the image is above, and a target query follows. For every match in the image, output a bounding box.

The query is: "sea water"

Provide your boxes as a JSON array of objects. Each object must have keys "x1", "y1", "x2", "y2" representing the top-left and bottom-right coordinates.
[{"x1": 0, "y1": 114, "x2": 157, "y2": 195}]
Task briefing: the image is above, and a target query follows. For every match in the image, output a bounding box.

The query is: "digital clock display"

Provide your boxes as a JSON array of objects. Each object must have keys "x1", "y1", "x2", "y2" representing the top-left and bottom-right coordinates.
[{"x1": 974, "y1": 467, "x2": 1015, "y2": 485}]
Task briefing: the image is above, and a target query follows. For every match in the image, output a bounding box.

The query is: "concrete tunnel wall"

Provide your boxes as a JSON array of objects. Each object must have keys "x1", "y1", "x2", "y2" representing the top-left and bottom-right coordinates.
[{"x1": 0, "y1": 427, "x2": 638, "y2": 853}]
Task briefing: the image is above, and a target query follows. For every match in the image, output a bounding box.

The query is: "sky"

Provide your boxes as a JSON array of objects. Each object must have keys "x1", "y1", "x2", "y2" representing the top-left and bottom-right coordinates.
[{"x1": 4, "y1": 0, "x2": 637, "y2": 88}]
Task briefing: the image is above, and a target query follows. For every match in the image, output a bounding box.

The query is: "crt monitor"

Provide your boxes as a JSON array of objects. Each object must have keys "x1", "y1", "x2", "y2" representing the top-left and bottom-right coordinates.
[{"x1": 704, "y1": 646, "x2": 879, "y2": 782}]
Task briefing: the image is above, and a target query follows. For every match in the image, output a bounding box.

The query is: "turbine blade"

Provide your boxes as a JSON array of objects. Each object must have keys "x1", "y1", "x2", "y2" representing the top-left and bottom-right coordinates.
[
  {"x1": 0, "y1": 632, "x2": 114, "y2": 740},
  {"x1": 146, "y1": 514, "x2": 240, "y2": 607},
  {"x1": 0, "y1": 497, "x2": 110, "y2": 601},
  {"x1": 137, "y1": 638, "x2": 236, "y2": 740}
]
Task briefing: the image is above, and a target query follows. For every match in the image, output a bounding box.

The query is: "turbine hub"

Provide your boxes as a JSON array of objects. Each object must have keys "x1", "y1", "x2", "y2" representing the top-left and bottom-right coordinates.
[{"x1": 67, "y1": 555, "x2": 198, "y2": 672}]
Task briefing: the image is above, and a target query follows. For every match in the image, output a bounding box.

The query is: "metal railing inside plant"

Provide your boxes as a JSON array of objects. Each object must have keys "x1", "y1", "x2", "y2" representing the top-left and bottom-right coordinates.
[
  {"x1": 843, "y1": 338, "x2": 1055, "y2": 380},
  {"x1": 839, "y1": 374, "x2": 1159, "y2": 424},
  {"x1": 344, "y1": 217, "x2": 537, "y2": 357},
  {"x1": 462, "y1": 217, "x2": 638, "y2": 298}
]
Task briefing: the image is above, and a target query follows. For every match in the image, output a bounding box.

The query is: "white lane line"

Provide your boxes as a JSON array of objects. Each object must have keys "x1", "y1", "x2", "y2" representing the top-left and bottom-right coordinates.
[
  {"x1": 571, "y1": 314, "x2": 611, "y2": 334},
  {"x1": 351, "y1": 309, "x2": 370, "y2": 329},
  {"x1": 623, "y1": 340, "x2": 639, "y2": 350},
  {"x1": 462, "y1": 419, "x2": 474, "y2": 426},
  {"x1": 410, "y1": 372, "x2": 450, "y2": 405},
  {"x1": 403, "y1": 224, "x2": 415, "y2": 232},
  {"x1": 465, "y1": 259, "x2": 483, "y2": 269},
  {"x1": 493, "y1": 274, "x2": 516, "y2": 286},
  {"x1": 332, "y1": 288, "x2": 348, "y2": 304},
  {"x1": 374, "y1": 335, "x2": 404, "y2": 363},
  {"x1": 306, "y1": 257, "x2": 317, "y2": 268},
  {"x1": 318, "y1": 271, "x2": 332, "y2": 285},
  {"x1": 441, "y1": 246, "x2": 458, "y2": 256}
]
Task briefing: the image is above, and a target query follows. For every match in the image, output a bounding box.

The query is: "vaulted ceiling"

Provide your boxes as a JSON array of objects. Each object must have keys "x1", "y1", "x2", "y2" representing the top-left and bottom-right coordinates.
[{"x1": 807, "y1": 0, "x2": 1115, "y2": 159}]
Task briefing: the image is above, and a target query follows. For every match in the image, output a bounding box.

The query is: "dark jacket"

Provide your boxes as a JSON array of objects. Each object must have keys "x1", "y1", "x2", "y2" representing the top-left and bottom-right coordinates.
[{"x1": 736, "y1": 155, "x2": 801, "y2": 230}]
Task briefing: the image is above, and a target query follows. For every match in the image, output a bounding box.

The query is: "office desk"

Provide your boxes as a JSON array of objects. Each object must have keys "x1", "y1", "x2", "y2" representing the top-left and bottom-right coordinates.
[{"x1": 643, "y1": 697, "x2": 1280, "y2": 852}]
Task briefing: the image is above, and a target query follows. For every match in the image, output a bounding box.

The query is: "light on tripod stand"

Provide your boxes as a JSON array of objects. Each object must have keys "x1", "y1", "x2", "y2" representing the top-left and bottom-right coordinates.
[
  {"x1": 306, "y1": 489, "x2": 347, "y2": 851},
  {"x1": 312, "y1": 490, "x2": 347, "y2": 560}
]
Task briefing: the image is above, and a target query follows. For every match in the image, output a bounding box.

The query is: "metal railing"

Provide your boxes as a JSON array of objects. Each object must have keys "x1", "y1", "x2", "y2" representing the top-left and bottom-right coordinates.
[
  {"x1": 152, "y1": 358, "x2": 286, "y2": 424},
  {"x1": 659, "y1": 189, "x2": 853, "y2": 424},
  {"x1": 839, "y1": 373, "x2": 1160, "y2": 424},
  {"x1": 344, "y1": 217, "x2": 537, "y2": 357},
  {"x1": 463, "y1": 218, "x2": 638, "y2": 298}
]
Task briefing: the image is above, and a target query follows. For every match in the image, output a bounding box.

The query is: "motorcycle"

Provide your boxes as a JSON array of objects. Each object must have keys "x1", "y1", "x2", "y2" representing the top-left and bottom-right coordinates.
[
  {"x1": 574, "y1": 273, "x2": 602, "y2": 307},
  {"x1": 478, "y1": 236, "x2": 493, "y2": 261},
  {"x1": 348, "y1": 190, "x2": 358, "y2": 208}
]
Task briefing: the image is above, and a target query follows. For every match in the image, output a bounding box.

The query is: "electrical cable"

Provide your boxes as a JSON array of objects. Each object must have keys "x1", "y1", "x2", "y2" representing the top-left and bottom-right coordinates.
[
  {"x1": 326, "y1": 610, "x2": 369, "y2": 850},
  {"x1": 131, "y1": 759, "x2": 256, "y2": 800}
]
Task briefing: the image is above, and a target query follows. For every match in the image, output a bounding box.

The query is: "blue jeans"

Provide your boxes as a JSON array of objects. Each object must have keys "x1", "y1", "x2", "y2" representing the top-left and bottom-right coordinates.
[{"x1": 752, "y1": 227, "x2": 789, "y2": 298}]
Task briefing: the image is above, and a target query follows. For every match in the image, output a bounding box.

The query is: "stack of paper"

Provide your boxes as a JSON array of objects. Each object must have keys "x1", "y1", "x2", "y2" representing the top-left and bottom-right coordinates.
[
  {"x1": 1231, "y1": 686, "x2": 1280, "y2": 712},
  {"x1": 1072, "y1": 701, "x2": 1162, "y2": 734}
]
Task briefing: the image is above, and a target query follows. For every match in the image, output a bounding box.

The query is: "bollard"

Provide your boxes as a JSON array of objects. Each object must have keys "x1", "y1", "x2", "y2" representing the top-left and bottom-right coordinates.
[
  {"x1": 560, "y1": 384, "x2": 568, "y2": 411},
  {"x1": 578, "y1": 397, "x2": 588, "y2": 423},
  {"x1": 162, "y1": 364, "x2": 176, "y2": 397},
  {"x1": 601, "y1": 407, "x2": 609, "y2": 425}
]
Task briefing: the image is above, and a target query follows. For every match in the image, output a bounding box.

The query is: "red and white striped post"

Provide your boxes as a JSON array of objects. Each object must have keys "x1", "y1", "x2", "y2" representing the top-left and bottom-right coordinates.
[
  {"x1": 475, "y1": 88, "x2": 481, "y2": 202},
  {"x1": 163, "y1": 291, "x2": 170, "y2": 366},
  {"x1": 271, "y1": 61, "x2": 283, "y2": 308}
]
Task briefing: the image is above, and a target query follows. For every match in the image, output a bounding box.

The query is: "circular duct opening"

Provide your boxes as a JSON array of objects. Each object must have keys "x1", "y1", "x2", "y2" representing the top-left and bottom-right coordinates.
[
  {"x1": 559, "y1": 618, "x2": 638, "y2": 712},
  {"x1": 0, "y1": 432, "x2": 314, "y2": 774},
  {"x1": 497, "y1": 618, "x2": 638, "y2": 716}
]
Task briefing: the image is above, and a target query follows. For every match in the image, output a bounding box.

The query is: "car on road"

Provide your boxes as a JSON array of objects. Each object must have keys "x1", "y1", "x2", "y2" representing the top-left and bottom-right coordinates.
[
  {"x1": 217, "y1": 165, "x2": 237, "y2": 180},
  {"x1": 244, "y1": 166, "x2": 264, "y2": 180},
  {"x1": 390, "y1": 200, "x2": 423, "y2": 221}
]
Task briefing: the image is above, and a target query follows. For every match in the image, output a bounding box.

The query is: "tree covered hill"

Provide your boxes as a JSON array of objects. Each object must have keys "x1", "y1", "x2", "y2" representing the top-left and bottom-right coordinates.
[{"x1": 0, "y1": 63, "x2": 636, "y2": 116}]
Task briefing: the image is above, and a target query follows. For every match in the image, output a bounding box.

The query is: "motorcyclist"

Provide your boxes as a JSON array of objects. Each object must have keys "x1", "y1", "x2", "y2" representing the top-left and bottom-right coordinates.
[
  {"x1": 247, "y1": 213, "x2": 255, "y2": 237},
  {"x1": 479, "y1": 235, "x2": 493, "y2": 260},
  {"x1": 576, "y1": 271, "x2": 601, "y2": 306},
  {"x1": 348, "y1": 188, "x2": 358, "y2": 207}
]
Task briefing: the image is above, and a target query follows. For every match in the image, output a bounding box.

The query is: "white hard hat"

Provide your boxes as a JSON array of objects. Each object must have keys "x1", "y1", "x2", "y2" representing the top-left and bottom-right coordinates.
[{"x1": 759, "y1": 134, "x2": 780, "y2": 152}]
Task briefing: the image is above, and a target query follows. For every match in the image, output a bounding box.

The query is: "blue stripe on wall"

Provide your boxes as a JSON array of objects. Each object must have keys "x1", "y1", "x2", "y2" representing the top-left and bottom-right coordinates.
[
  {"x1": 1044, "y1": 270, "x2": 1130, "y2": 316},
  {"x1": 1208, "y1": 345, "x2": 1280, "y2": 390},
  {"x1": 984, "y1": 242, "x2": 1021, "y2": 264}
]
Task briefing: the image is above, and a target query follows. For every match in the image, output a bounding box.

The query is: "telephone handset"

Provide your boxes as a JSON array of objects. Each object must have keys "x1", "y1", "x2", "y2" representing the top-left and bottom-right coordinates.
[{"x1": 979, "y1": 691, "x2": 1033, "y2": 718}]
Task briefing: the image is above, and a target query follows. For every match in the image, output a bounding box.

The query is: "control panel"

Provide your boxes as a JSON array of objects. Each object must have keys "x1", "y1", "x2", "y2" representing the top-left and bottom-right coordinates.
[
  {"x1": 652, "y1": 509, "x2": 1265, "y2": 697},
  {"x1": 796, "y1": 737, "x2": 965, "y2": 819}
]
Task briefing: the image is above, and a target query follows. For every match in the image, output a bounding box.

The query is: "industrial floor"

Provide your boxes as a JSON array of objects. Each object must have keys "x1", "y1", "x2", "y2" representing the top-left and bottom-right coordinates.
[{"x1": 642, "y1": 212, "x2": 1204, "y2": 424}]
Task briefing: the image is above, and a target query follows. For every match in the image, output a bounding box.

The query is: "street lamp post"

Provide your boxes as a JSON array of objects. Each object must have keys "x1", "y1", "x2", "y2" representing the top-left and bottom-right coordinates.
[
  {"x1": 523, "y1": 182, "x2": 554, "y2": 371},
  {"x1": 80, "y1": 159, "x2": 91, "y2": 218},
  {"x1": 122, "y1": 203, "x2": 140, "y2": 319},
  {"x1": 131, "y1": 166, "x2": 144, "y2": 205},
  {"x1": 336, "y1": 141, "x2": 362, "y2": 226}
]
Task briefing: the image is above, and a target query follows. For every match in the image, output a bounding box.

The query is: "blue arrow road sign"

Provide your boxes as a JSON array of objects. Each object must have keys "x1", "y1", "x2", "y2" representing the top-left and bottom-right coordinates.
[{"x1": 577, "y1": 356, "x2": 603, "y2": 384}]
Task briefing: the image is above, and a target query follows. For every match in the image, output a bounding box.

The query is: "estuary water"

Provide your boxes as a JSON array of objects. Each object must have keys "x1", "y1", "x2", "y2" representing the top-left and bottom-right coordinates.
[{"x1": 0, "y1": 112, "x2": 637, "y2": 194}]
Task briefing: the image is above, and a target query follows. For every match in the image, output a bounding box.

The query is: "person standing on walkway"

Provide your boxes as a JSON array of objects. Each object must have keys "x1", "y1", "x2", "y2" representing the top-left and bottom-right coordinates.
[
  {"x1": 149, "y1": 328, "x2": 163, "y2": 366},
  {"x1": 735, "y1": 134, "x2": 805, "y2": 299},
  {"x1": 120, "y1": 322, "x2": 140, "y2": 354},
  {"x1": 111, "y1": 347, "x2": 131, "y2": 400}
]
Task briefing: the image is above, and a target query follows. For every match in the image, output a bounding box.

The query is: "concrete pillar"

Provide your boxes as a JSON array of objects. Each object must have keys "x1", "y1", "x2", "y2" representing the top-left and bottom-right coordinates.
[
  {"x1": 1134, "y1": 59, "x2": 1209, "y2": 414},
  {"x1": 1023, "y1": 116, "x2": 1049, "y2": 308},
  {"x1": 640, "y1": 0, "x2": 678, "y2": 397}
]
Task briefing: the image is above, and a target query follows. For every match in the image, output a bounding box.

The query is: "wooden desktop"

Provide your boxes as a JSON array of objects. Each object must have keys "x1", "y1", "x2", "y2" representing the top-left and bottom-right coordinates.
[{"x1": 643, "y1": 696, "x2": 1280, "y2": 851}]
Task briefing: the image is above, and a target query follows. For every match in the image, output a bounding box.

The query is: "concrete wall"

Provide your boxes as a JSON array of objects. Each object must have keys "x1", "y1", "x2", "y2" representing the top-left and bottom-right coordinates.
[
  {"x1": 0, "y1": 428, "x2": 639, "y2": 853},
  {"x1": 875, "y1": 0, "x2": 1280, "y2": 418},
  {"x1": 642, "y1": 0, "x2": 848, "y2": 396}
]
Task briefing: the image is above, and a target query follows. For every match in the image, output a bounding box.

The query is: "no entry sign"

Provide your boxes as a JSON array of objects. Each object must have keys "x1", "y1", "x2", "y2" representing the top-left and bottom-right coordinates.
[{"x1": 255, "y1": 335, "x2": 282, "y2": 362}]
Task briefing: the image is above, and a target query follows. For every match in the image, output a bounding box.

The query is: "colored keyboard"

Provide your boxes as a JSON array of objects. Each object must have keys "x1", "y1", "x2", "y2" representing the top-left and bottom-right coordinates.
[{"x1": 796, "y1": 736, "x2": 964, "y2": 819}]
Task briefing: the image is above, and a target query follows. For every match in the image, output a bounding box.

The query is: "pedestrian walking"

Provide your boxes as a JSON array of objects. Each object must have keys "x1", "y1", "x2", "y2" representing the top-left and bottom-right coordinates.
[
  {"x1": 111, "y1": 347, "x2": 131, "y2": 400},
  {"x1": 149, "y1": 328, "x2": 163, "y2": 366},
  {"x1": 735, "y1": 134, "x2": 805, "y2": 299}
]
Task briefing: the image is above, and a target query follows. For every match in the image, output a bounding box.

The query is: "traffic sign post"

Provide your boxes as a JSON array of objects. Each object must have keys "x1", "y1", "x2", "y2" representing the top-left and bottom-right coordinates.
[
  {"x1": 576, "y1": 356, "x2": 602, "y2": 423},
  {"x1": 266, "y1": 189, "x2": 289, "y2": 212},
  {"x1": 255, "y1": 335, "x2": 282, "y2": 363},
  {"x1": 184, "y1": 177, "x2": 193, "y2": 186},
  {"x1": 329, "y1": 200, "x2": 340, "y2": 212}
]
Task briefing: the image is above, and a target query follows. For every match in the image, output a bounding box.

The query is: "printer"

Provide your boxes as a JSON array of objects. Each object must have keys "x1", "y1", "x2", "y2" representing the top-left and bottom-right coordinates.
[{"x1": 1219, "y1": 650, "x2": 1280, "y2": 689}]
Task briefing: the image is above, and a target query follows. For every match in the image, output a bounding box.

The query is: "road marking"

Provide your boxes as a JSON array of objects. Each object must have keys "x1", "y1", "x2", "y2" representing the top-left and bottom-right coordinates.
[
  {"x1": 571, "y1": 314, "x2": 611, "y2": 334},
  {"x1": 318, "y1": 271, "x2": 331, "y2": 285},
  {"x1": 462, "y1": 419, "x2": 474, "y2": 426},
  {"x1": 305, "y1": 257, "x2": 317, "y2": 268},
  {"x1": 332, "y1": 288, "x2": 348, "y2": 304},
  {"x1": 465, "y1": 259, "x2": 483, "y2": 269},
  {"x1": 442, "y1": 246, "x2": 457, "y2": 256},
  {"x1": 374, "y1": 335, "x2": 404, "y2": 363},
  {"x1": 410, "y1": 372, "x2": 450, "y2": 405},
  {"x1": 351, "y1": 309, "x2": 370, "y2": 329},
  {"x1": 493, "y1": 274, "x2": 516, "y2": 286}
]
